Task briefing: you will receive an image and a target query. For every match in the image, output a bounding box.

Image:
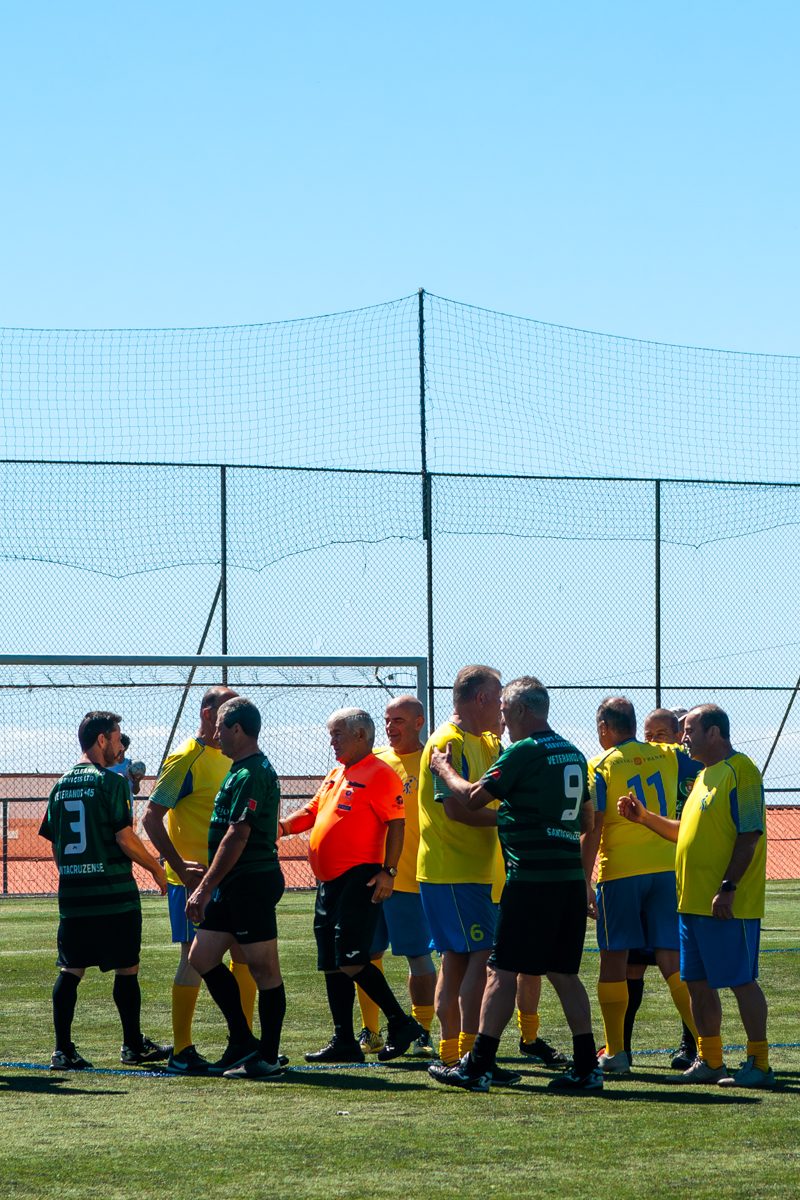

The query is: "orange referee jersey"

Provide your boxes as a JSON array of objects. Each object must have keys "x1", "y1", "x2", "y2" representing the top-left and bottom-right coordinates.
[{"x1": 308, "y1": 753, "x2": 405, "y2": 882}]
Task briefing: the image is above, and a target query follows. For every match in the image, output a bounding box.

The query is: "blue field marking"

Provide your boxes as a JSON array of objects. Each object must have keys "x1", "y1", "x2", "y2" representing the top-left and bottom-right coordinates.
[{"x1": 3, "y1": 1048, "x2": 800, "y2": 1077}]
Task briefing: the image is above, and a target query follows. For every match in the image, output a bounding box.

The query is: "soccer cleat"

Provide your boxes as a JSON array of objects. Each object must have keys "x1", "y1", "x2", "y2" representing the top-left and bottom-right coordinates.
[
  {"x1": 377, "y1": 1017, "x2": 426, "y2": 1062},
  {"x1": 717, "y1": 1057, "x2": 776, "y2": 1089},
  {"x1": 679, "y1": 1057, "x2": 731, "y2": 1084},
  {"x1": 490, "y1": 1063, "x2": 522, "y2": 1086},
  {"x1": 428, "y1": 1055, "x2": 491, "y2": 1093},
  {"x1": 518, "y1": 1036, "x2": 570, "y2": 1067},
  {"x1": 358, "y1": 1026, "x2": 385, "y2": 1054},
  {"x1": 223, "y1": 1057, "x2": 286, "y2": 1080},
  {"x1": 120, "y1": 1036, "x2": 172, "y2": 1065},
  {"x1": 207, "y1": 1036, "x2": 261, "y2": 1075},
  {"x1": 597, "y1": 1050, "x2": 632, "y2": 1076},
  {"x1": 547, "y1": 1065, "x2": 604, "y2": 1092},
  {"x1": 278, "y1": 1054, "x2": 289, "y2": 1068},
  {"x1": 304, "y1": 1037, "x2": 365, "y2": 1064},
  {"x1": 50, "y1": 1044, "x2": 93, "y2": 1071},
  {"x1": 670, "y1": 1039, "x2": 697, "y2": 1071},
  {"x1": 409, "y1": 1029, "x2": 436, "y2": 1058},
  {"x1": 165, "y1": 1044, "x2": 212, "y2": 1075}
]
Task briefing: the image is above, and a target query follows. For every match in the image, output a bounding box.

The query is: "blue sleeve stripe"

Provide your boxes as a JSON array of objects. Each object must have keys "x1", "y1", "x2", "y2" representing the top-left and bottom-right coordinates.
[{"x1": 595, "y1": 773, "x2": 607, "y2": 812}]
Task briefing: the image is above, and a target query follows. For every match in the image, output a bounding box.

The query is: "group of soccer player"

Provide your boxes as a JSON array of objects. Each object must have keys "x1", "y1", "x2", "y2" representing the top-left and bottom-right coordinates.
[{"x1": 38, "y1": 664, "x2": 774, "y2": 1092}]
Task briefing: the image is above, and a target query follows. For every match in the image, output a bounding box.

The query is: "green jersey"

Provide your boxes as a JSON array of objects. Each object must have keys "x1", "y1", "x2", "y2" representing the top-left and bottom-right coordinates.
[
  {"x1": 39, "y1": 762, "x2": 140, "y2": 918},
  {"x1": 480, "y1": 732, "x2": 588, "y2": 884},
  {"x1": 208, "y1": 751, "x2": 281, "y2": 886}
]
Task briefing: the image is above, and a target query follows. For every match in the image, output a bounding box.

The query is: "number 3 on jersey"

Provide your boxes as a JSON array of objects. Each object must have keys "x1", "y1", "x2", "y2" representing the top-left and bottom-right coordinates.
[
  {"x1": 561, "y1": 765, "x2": 584, "y2": 821},
  {"x1": 626, "y1": 770, "x2": 667, "y2": 816}
]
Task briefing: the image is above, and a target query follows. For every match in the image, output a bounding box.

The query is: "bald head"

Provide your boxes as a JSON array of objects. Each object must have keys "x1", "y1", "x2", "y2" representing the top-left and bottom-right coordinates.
[{"x1": 385, "y1": 694, "x2": 425, "y2": 755}]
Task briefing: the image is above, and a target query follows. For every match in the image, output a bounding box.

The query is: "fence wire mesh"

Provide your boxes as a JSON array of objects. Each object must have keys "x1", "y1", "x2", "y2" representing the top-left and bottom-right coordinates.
[{"x1": 2, "y1": 292, "x2": 800, "y2": 889}]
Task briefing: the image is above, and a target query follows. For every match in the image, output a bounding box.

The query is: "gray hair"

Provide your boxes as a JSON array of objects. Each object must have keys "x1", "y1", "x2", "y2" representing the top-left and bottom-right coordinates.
[
  {"x1": 502, "y1": 676, "x2": 549, "y2": 718},
  {"x1": 326, "y1": 707, "x2": 375, "y2": 743}
]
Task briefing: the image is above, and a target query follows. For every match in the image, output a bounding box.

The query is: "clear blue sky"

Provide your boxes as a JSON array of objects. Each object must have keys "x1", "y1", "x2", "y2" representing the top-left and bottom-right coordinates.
[{"x1": 1, "y1": 1, "x2": 799, "y2": 351}]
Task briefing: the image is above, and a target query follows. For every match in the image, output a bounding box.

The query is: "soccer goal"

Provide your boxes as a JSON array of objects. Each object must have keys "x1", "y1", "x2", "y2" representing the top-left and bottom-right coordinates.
[{"x1": 0, "y1": 654, "x2": 428, "y2": 896}]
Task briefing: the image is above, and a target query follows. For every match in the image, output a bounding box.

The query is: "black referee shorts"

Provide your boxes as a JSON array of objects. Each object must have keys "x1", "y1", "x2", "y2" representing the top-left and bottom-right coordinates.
[
  {"x1": 490, "y1": 878, "x2": 587, "y2": 976},
  {"x1": 57, "y1": 908, "x2": 142, "y2": 972},
  {"x1": 314, "y1": 863, "x2": 383, "y2": 971},
  {"x1": 200, "y1": 869, "x2": 285, "y2": 944}
]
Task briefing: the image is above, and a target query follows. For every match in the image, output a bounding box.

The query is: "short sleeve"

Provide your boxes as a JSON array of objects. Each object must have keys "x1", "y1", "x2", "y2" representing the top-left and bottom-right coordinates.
[
  {"x1": 104, "y1": 770, "x2": 133, "y2": 832},
  {"x1": 730, "y1": 758, "x2": 764, "y2": 835},
  {"x1": 432, "y1": 732, "x2": 468, "y2": 802},
  {"x1": 589, "y1": 760, "x2": 606, "y2": 812},
  {"x1": 480, "y1": 743, "x2": 520, "y2": 799},
  {"x1": 369, "y1": 766, "x2": 405, "y2": 823},
  {"x1": 150, "y1": 744, "x2": 202, "y2": 810}
]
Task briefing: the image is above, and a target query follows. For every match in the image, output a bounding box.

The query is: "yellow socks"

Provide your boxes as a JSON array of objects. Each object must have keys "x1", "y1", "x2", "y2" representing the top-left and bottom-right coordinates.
[
  {"x1": 458, "y1": 1032, "x2": 476, "y2": 1057},
  {"x1": 230, "y1": 960, "x2": 257, "y2": 1030},
  {"x1": 412, "y1": 1004, "x2": 435, "y2": 1032},
  {"x1": 697, "y1": 1035, "x2": 723, "y2": 1069},
  {"x1": 356, "y1": 958, "x2": 385, "y2": 1034},
  {"x1": 171, "y1": 983, "x2": 200, "y2": 1054},
  {"x1": 666, "y1": 972, "x2": 698, "y2": 1038},
  {"x1": 517, "y1": 1010, "x2": 540, "y2": 1045},
  {"x1": 597, "y1": 980, "x2": 629, "y2": 1056},
  {"x1": 747, "y1": 1040, "x2": 770, "y2": 1071},
  {"x1": 439, "y1": 1037, "x2": 460, "y2": 1065}
]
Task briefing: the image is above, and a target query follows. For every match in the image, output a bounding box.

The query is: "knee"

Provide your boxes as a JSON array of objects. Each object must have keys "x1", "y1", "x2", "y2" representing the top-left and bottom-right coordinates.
[{"x1": 408, "y1": 953, "x2": 435, "y2": 977}]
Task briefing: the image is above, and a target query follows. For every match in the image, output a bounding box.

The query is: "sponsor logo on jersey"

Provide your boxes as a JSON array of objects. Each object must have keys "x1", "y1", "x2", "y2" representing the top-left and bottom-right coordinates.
[
  {"x1": 337, "y1": 803, "x2": 352, "y2": 812},
  {"x1": 247, "y1": 798, "x2": 258, "y2": 812}
]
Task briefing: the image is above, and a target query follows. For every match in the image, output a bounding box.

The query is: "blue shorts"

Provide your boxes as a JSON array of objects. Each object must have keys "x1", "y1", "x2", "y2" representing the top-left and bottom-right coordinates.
[
  {"x1": 168, "y1": 883, "x2": 197, "y2": 944},
  {"x1": 419, "y1": 882, "x2": 497, "y2": 954},
  {"x1": 679, "y1": 913, "x2": 761, "y2": 989},
  {"x1": 596, "y1": 871, "x2": 679, "y2": 952},
  {"x1": 370, "y1": 889, "x2": 434, "y2": 959}
]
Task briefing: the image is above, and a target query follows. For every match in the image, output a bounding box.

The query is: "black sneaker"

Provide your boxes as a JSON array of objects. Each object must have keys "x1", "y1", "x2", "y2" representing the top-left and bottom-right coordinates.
[
  {"x1": 547, "y1": 1064, "x2": 604, "y2": 1092},
  {"x1": 223, "y1": 1057, "x2": 286, "y2": 1081},
  {"x1": 120, "y1": 1036, "x2": 172, "y2": 1065},
  {"x1": 518, "y1": 1036, "x2": 570, "y2": 1066},
  {"x1": 429, "y1": 1055, "x2": 491, "y2": 1093},
  {"x1": 304, "y1": 1037, "x2": 365, "y2": 1064},
  {"x1": 377, "y1": 1018, "x2": 425, "y2": 1062},
  {"x1": 50, "y1": 1044, "x2": 93, "y2": 1071},
  {"x1": 207, "y1": 1036, "x2": 261, "y2": 1075},
  {"x1": 670, "y1": 1040, "x2": 697, "y2": 1071},
  {"x1": 490, "y1": 1063, "x2": 522, "y2": 1086},
  {"x1": 165, "y1": 1045, "x2": 212, "y2": 1075}
]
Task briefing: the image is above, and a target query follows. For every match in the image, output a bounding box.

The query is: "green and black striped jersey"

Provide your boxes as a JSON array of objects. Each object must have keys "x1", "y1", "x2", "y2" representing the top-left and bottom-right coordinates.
[
  {"x1": 39, "y1": 762, "x2": 140, "y2": 918},
  {"x1": 481, "y1": 732, "x2": 588, "y2": 884}
]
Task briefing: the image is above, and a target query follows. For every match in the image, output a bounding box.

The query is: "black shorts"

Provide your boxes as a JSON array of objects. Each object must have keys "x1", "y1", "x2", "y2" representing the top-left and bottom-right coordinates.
[
  {"x1": 627, "y1": 947, "x2": 657, "y2": 967},
  {"x1": 57, "y1": 908, "x2": 142, "y2": 972},
  {"x1": 314, "y1": 863, "x2": 382, "y2": 972},
  {"x1": 490, "y1": 879, "x2": 587, "y2": 976},
  {"x1": 200, "y1": 869, "x2": 285, "y2": 944}
]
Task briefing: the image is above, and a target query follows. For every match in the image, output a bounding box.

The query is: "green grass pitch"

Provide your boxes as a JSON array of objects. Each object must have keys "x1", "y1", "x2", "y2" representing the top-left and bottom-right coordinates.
[{"x1": 1, "y1": 886, "x2": 799, "y2": 1200}]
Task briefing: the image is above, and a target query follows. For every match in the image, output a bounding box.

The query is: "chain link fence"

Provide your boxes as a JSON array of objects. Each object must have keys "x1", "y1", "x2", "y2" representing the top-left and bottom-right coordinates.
[{"x1": 2, "y1": 292, "x2": 800, "y2": 889}]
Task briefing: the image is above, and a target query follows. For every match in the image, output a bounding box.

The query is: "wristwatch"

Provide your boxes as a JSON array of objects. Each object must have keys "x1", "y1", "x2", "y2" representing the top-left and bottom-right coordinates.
[
  {"x1": 719, "y1": 879, "x2": 737, "y2": 892},
  {"x1": 382, "y1": 865, "x2": 398, "y2": 877}
]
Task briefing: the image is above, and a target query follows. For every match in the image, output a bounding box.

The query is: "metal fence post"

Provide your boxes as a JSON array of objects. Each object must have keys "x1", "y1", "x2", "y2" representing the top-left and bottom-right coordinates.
[
  {"x1": 2, "y1": 800, "x2": 8, "y2": 895},
  {"x1": 220, "y1": 465, "x2": 228, "y2": 685},
  {"x1": 419, "y1": 288, "x2": 435, "y2": 728},
  {"x1": 655, "y1": 479, "x2": 662, "y2": 708}
]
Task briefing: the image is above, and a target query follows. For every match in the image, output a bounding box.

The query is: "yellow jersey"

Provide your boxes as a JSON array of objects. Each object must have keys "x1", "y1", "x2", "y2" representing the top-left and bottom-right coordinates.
[
  {"x1": 589, "y1": 739, "x2": 695, "y2": 882},
  {"x1": 375, "y1": 745, "x2": 423, "y2": 894},
  {"x1": 676, "y1": 752, "x2": 766, "y2": 918},
  {"x1": 416, "y1": 721, "x2": 505, "y2": 892},
  {"x1": 149, "y1": 737, "x2": 232, "y2": 886}
]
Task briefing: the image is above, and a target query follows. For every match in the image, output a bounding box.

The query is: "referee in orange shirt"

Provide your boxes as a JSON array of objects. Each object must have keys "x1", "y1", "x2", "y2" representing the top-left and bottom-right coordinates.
[{"x1": 279, "y1": 707, "x2": 424, "y2": 1063}]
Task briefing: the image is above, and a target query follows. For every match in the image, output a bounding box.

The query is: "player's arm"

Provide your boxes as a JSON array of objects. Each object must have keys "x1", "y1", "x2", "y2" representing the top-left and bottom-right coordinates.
[
  {"x1": 186, "y1": 820, "x2": 251, "y2": 923},
  {"x1": 429, "y1": 744, "x2": 498, "y2": 825},
  {"x1": 142, "y1": 799, "x2": 205, "y2": 887},
  {"x1": 711, "y1": 830, "x2": 762, "y2": 920},
  {"x1": 580, "y1": 811, "x2": 603, "y2": 920},
  {"x1": 617, "y1": 793, "x2": 680, "y2": 841},
  {"x1": 278, "y1": 802, "x2": 317, "y2": 837},
  {"x1": 368, "y1": 817, "x2": 405, "y2": 904},
  {"x1": 115, "y1": 826, "x2": 168, "y2": 894}
]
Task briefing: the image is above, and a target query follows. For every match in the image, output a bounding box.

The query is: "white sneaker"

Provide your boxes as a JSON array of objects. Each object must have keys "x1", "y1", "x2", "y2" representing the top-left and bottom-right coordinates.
[
  {"x1": 679, "y1": 1057, "x2": 731, "y2": 1084},
  {"x1": 597, "y1": 1050, "x2": 631, "y2": 1076}
]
